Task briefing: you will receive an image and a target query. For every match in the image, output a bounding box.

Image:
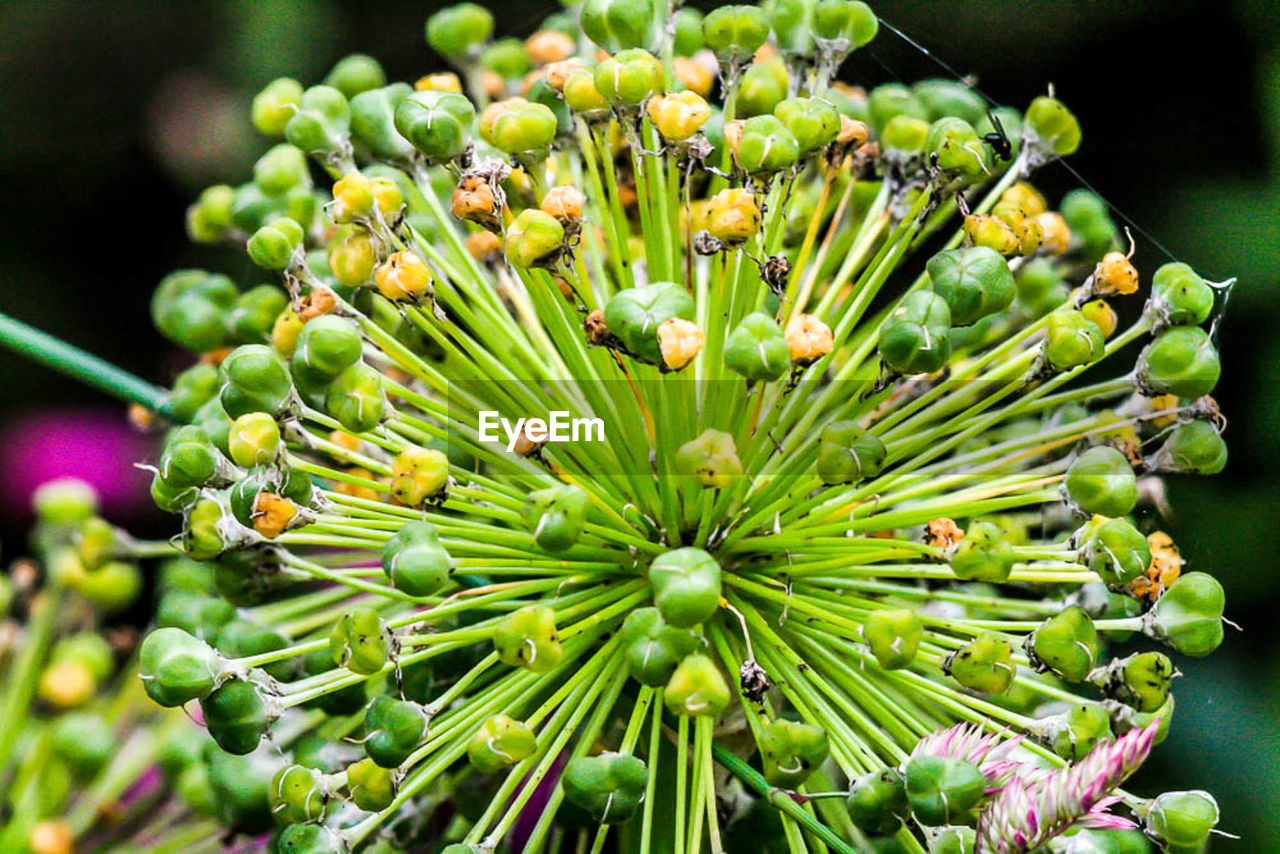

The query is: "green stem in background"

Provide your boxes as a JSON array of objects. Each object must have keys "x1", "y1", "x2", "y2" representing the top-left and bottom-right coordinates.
[{"x1": 0, "y1": 311, "x2": 175, "y2": 419}]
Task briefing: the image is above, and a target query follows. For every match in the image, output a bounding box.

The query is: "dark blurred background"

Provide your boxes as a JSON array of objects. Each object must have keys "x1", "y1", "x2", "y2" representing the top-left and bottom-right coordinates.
[{"x1": 0, "y1": 0, "x2": 1276, "y2": 848}]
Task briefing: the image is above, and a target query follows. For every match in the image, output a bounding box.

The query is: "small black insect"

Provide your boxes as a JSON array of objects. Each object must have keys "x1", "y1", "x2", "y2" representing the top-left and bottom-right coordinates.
[
  {"x1": 982, "y1": 111, "x2": 1013, "y2": 162},
  {"x1": 740, "y1": 659, "x2": 772, "y2": 704}
]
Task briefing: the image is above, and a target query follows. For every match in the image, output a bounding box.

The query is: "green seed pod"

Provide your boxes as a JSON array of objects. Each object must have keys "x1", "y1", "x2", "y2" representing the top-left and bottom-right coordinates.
[
  {"x1": 295, "y1": 315, "x2": 363, "y2": 381},
  {"x1": 1148, "y1": 419, "x2": 1227, "y2": 475},
  {"x1": 426, "y1": 2, "x2": 494, "y2": 59},
  {"x1": 325, "y1": 53, "x2": 386, "y2": 99},
  {"x1": 618, "y1": 607, "x2": 702, "y2": 687},
  {"x1": 1045, "y1": 308, "x2": 1106, "y2": 371},
  {"x1": 1096, "y1": 651, "x2": 1175, "y2": 712},
  {"x1": 648, "y1": 547, "x2": 722, "y2": 628},
  {"x1": 702, "y1": 5, "x2": 770, "y2": 65},
  {"x1": 140, "y1": 627, "x2": 222, "y2": 707},
  {"x1": 394, "y1": 90, "x2": 476, "y2": 163},
  {"x1": 812, "y1": 0, "x2": 878, "y2": 49},
  {"x1": 253, "y1": 77, "x2": 305, "y2": 137},
  {"x1": 758, "y1": 719, "x2": 829, "y2": 789},
  {"x1": 350, "y1": 83, "x2": 415, "y2": 162},
  {"x1": 1145, "y1": 790, "x2": 1219, "y2": 853},
  {"x1": 563, "y1": 69, "x2": 611, "y2": 115},
  {"x1": 736, "y1": 61, "x2": 787, "y2": 118},
  {"x1": 1060, "y1": 189, "x2": 1119, "y2": 264},
  {"x1": 735, "y1": 115, "x2": 800, "y2": 174},
  {"x1": 247, "y1": 219, "x2": 304, "y2": 271},
  {"x1": 201, "y1": 678, "x2": 271, "y2": 755},
  {"x1": 950, "y1": 520, "x2": 1017, "y2": 583},
  {"x1": 228, "y1": 465, "x2": 312, "y2": 526},
  {"x1": 1148, "y1": 262, "x2": 1214, "y2": 327},
  {"x1": 846, "y1": 768, "x2": 909, "y2": 835},
  {"x1": 493, "y1": 605, "x2": 563, "y2": 673},
  {"x1": 944, "y1": 632, "x2": 1014, "y2": 694},
  {"x1": 561, "y1": 753, "x2": 649, "y2": 823},
  {"x1": 51, "y1": 632, "x2": 115, "y2": 683},
  {"x1": 276, "y1": 820, "x2": 349, "y2": 854},
  {"x1": 227, "y1": 412, "x2": 281, "y2": 468},
  {"x1": 1136, "y1": 326, "x2": 1221, "y2": 399},
  {"x1": 481, "y1": 38, "x2": 530, "y2": 79},
  {"x1": 348, "y1": 757, "x2": 395, "y2": 810},
  {"x1": 1081, "y1": 517, "x2": 1151, "y2": 586},
  {"x1": 815, "y1": 421, "x2": 887, "y2": 485},
  {"x1": 1029, "y1": 605, "x2": 1100, "y2": 682},
  {"x1": 184, "y1": 495, "x2": 233, "y2": 559},
  {"x1": 484, "y1": 102, "x2": 558, "y2": 156},
  {"x1": 467, "y1": 714, "x2": 537, "y2": 772},
  {"x1": 381, "y1": 521, "x2": 453, "y2": 597},
  {"x1": 774, "y1": 97, "x2": 842, "y2": 155},
  {"x1": 505, "y1": 208, "x2": 565, "y2": 268},
  {"x1": 50, "y1": 712, "x2": 113, "y2": 777},
  {"x1": 364, "y1": 695, "x2": 427, "y2": 768},
  {"x1": 329, "y1": 606, "x2": 388, "y2": 675},
  {"x1": 765, "y1": 0, "x2": 810, "y2": 54},
  {"x1": 926, "y1": 246, "x2": 1015, "y2": 327},
  {"x1": 1024, "y1": 95, "x2": 1082, "y2": 158},
  {"x1": 231, "y1": 285, "x2": 288, "y2": 345},
  {"x1": 325, "y1": 362, "x2": 386, "y2": 433},
  {"x1": 270, "y1": 764, "x2": 328, "y2": 826},
  {"x1": 594, "y1": 49, "x2": 664, "y2": 108},
  {"x1": 914, "y1": 79, "x2": 986, "y2": 124},
  {"x1": 1047, "y1": 703, "x2": 1113, "y2": 761},
  {"x1": 664, "y1": 653, "x2": 730, "y2": 716},
  {"x1": 521, "y1": 484, "x2": 589, "y2": 553},
  {"x1": 285, "y1": 85, "x2": 351, "y2": 158},
  {"x1": 879, "y1": 290, "x2": 952, "y2": 374},
  {"x1": 724, "y1": 312, "x2": 790, "y2": 381},
  {"x1": 159, "y1": 426, "x2": 225, "y2": 489},
  {"x1": 673, "y1": 7, "x2": 705, "y2": 56},
  {"x1": 169, "y1": 363, "x2": 221, "y2": 423},
  {"x1": 186, "y1": 184, "x2": 237, "y2": 244},
  {"x1": 580, "y1": 0, "x2": 656, "y2": 52},
  {"x1": 604, "y1": 281, "x2": 695, "y2": 365},
  {"x1": 862, "y1": 608, "x2": 923, "y2": 670},
  {"x1": 71, "y1": 559, "x2": 139, "y2": 613},
  {"x1": 220, "y1": 344, "x2": 294, "y2": 419},
  {"x1": 1064, "y1": 446, "x2": 1137, "y2": 518},
  {"x1": 927, "y1": 116, "x2": 990, "y2": 182},
  {"x1": 881, "y1": 114, "x2": 931, "y2": 152},
  {"x1": 674, "y1": 430, "x2": 743, "y2": 488},
  {"x1": 868, "y1": 83, "x2": 928, "y2": 135},
  {"x1": 1146, "y1": 572, "x2": 1225, "y2": 657},
  {"x1": 156, "y1": 588, "x2": 236, "y2": 638},
  {"x1": 904, "y1": 755, "x2": 986, "y2": 826},
  {"x1": 254, "y1": 144, "x2": 311, "y2": 197},
  {"x1": 204, "y1": 743, "x2": 285, "y2": 833},
  {"x1": 151, "y1": 270, "x2": 237, "y2": 353}
]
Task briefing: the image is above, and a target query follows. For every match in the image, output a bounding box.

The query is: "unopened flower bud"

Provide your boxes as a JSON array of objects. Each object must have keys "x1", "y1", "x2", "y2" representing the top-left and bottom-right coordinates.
[{"x1": 521, "y1": 484, "x2": 588, "y2": 553}]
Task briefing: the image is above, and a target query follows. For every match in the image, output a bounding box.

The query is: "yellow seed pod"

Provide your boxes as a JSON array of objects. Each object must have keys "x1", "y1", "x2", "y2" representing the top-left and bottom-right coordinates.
[
  {"x1": 526, "y1": 30, "x2": 575, "y2": 65},
  {"x1": 706, "y1": 188, "x2": 761, "y2": 246},
  {"x1": 837, "y1": 116, "x2": 869, "y2": 148},
  {"x1": 1081, "y1": 298, "x2": 1118, "y2": 339},
  {"x1": 30, "y1": 821, "x2": 74, "y2": 854},
  {"x1": 369, "y1": 176, "x2": 404, "y2": 218},
  {"x1": 925, "y1": 518, "x2": 965, "y2": 550},
  {"x1": 331, "y1": 171, "x2": 375, "y2": 223},
  {"x1": 415, "y1": 72, "x2": 463, "y2": 93},
  {"x1": 253, "y1": 493, "x2": 298, "y2": 539},
  {"x1": 723, "y1": 119, "x2": 745, "y2": 157},
  {"x1": 786, "y1": 314, "x2": 833, "y2": 365},
  {"x1": 647, "y1": 91, "x2": 711, "y2": 143},
  {"x1": 658, "y1": 318, "x2": 705, "y2": 371},
  {"x1": 272, "y1": 308, "x2": 305, "y2": 358},
  {"x1": 681, "y1": 199, "x2": 712, "y2": 239},
  {"x1": 466, "y1": 230, "x2": 503, "y2": 261},
  {"x1": 39, "y1": 660, "x2": 95, "y2": 709},
  {"x1": 1010, "y1": 215, "x2": 1045, "y2": 255},
  {"x1": 481, "y1": 70, "x2": 506, "y2": 99},
  {"x1": 391, "y1": 446, "x2": 450, "y2": 506},
  {"x1": 541, "y1": 185, "x2": 586, "y2": 224},
  {"x1": 754, "y1": 42, "x2": 779, "y2": 65},
  {"x1": 1035, "y1": 211, "x2": 1071, "y2": 255},
  {"x1": 544, "y1": 59, "x2": 589, "y2": 90},
  {"x1": 336, "y1": 468, "x2": 382, "y2": 502},
  {"x1": 451, "y1": 175, "x2": 499, "y2": 228},
  {"x1": 1001, "y1": 182, "x2": 1048, "y2": 217},
  {"x1": 1094, "y1": 250, "x2": 1139, "y2": 296},
  {"x1": 963, "y1": 214, "x2": 1019, "y2": 256},
  {"x1": 562, "y1": 69, "x2": 610, "y2": 114},
  {"x1": 375, "y1": 250, "x2": 434, "y2": 302},
  {"x1": 329, "y1": 228, "x2": 378, "y2": 288},
  {"x1": 673, "y1": 56, "x2": 715, "y2": 98}
]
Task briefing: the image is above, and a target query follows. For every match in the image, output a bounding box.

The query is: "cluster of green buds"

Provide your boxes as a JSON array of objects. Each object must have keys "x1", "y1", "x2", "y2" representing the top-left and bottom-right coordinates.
[
  {"x1": 103, "y1": 0, "x2": 1241, "y2": 850},
  {"x1": 0, "y1": 481, "x2": 220, "y2": 852}
]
